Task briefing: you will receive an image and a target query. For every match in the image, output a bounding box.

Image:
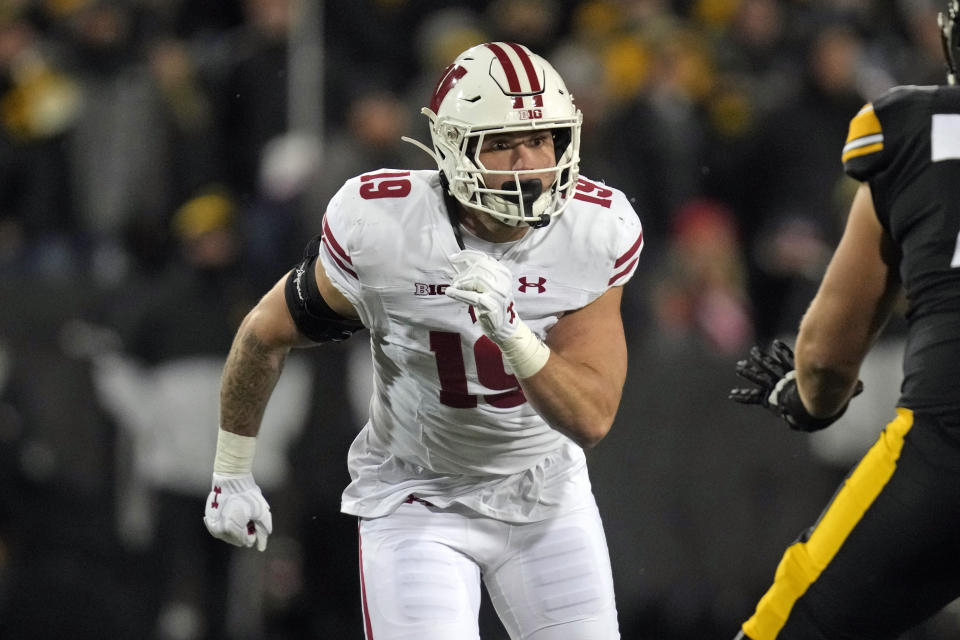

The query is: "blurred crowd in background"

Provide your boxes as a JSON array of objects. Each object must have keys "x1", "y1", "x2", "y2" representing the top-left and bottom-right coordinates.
[{"x1": 0, "y1": 0, "x2": 954, "y2": 638}]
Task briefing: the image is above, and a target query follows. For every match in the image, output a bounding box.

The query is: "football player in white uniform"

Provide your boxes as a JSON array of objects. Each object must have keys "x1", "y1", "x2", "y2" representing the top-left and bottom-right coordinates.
[{"x1": 203, "y1": 42, "x2": 643, "y2": 639}]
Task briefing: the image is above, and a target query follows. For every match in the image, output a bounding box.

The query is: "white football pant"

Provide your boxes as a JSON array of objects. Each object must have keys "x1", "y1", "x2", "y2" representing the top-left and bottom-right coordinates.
[{"x1": 357, "y1": 496, "x2": 620, "y2": 639}]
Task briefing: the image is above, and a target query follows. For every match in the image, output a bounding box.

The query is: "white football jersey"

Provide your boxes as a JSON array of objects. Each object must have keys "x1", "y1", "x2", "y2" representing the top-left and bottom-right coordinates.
[{"x1": 320, "y1": 169, "x2": 643, "y2": 523}]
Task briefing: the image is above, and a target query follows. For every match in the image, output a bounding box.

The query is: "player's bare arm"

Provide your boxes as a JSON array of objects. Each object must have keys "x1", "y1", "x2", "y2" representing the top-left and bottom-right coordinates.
[
  {"x1": 523, "y1": 286, "x2": 627, "y2": 448},
  {"x1": 730, "y1": 185, "x2": 895, "y2": 428},
  {"x1": 206, "y1": 255, "x2": 360, "y2": 551},
  {"x1": 203, "y1": 276, "x2": 296, "y2": 550},
  {"x1": 795, "y1": 183, "x2": 901, "y2": 417},
  {"x1": 219, "y1": 278, "x2": 297, "y2": 438},
  {"x1": 220, "y1": 257, "x2": 359, "y2": 437}
]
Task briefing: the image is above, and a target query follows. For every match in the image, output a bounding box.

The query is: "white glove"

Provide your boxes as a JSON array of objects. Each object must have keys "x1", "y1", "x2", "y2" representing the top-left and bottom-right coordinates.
[
  {"x1": 203, "y1": 472, "x2": 273, "y2": 551},
  {"x1": 445, "y1": 249, "x2": 519, "y2": 344}
]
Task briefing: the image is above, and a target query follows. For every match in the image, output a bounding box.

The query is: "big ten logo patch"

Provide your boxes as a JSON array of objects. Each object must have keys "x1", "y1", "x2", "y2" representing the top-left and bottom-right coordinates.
[{"x1": 414, "y1": 283, "x2": 449, "y2": 296}]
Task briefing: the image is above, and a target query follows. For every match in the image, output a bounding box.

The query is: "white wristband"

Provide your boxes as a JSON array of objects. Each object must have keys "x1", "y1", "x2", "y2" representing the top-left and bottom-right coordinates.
[
  {"x1": 213, "y1": 429, "x2": 257, "y2": 476},
  {"x1": 499, "y1": 322, "x2": 550, "y2": 379}
]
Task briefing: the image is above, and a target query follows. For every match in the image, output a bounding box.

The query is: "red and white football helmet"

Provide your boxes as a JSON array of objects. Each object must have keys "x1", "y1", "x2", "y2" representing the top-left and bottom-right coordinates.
[{"x1": 405, "y1": 42, "x2": 582, "y2": 227}]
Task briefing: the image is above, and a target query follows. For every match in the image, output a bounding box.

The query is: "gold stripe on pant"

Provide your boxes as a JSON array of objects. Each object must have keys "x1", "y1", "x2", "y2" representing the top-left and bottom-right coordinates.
[{"x1": 742, "y1": 408, "x2": 914, "y2": 640}]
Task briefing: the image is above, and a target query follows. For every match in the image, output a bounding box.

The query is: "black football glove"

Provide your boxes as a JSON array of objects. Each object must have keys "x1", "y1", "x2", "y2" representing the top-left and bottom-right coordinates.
[{"x1": 729, "y1": 339, "x2": 863, "y2": 432}]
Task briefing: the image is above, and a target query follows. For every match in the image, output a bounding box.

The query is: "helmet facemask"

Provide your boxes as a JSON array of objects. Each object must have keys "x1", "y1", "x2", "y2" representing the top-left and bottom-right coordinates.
[
  {"x1": 404, "y1": 42, "x2": 583, "y2": 228},
  {"x1": 448, "y1": 122, "x2": 582, "y2": 228}
]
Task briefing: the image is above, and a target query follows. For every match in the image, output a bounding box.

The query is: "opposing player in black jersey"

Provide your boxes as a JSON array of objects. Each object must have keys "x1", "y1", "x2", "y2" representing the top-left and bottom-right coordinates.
[{"x1": 727, "y1": 2, "x2": 960, "y2": 638}]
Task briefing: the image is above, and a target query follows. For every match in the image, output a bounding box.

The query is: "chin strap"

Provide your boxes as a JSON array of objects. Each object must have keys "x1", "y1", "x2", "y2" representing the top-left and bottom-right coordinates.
[{"x1": 529, "y1": 213, "x2": 551, "y2": 229}]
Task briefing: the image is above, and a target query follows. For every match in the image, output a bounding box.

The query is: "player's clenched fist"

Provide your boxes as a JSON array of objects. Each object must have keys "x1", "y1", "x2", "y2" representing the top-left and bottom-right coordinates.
[
  {"x1": 203, "y1": 472, "x2": 273, "y2": 551},
  {"x1": 445, "y1": 249, "x2": 550, "y2": 380},
  {"x1": 445, "y1": 249, "x2": 519, "y2": 344}
]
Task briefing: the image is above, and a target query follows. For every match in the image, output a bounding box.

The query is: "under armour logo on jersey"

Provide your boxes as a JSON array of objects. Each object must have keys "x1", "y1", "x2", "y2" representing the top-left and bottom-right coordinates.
[
  {"x1": 211, "y1": 486, "x2": 221, "y2": 509},
  {"x1": 518, "y1": 276, "x2": 546, "y2": 293},
  {"x1": 507, "y1": 301, "x2": 516, "y2": 323}
]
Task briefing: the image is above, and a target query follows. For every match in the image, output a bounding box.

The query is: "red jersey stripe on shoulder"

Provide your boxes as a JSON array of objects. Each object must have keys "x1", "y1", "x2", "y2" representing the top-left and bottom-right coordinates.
[
  {"x1": 608, "y1": 256, "x2": 639, "y2": 285},
  {"x1": 615, "y1": 231, "x2": 643, "y2": 268},
  {"x1": 505, "y1": 42, "x2": 541, "y2": 92},
  {"x1": 485, "y1": 43, "x2": 522, "y2": 93},
  {"x1": 322, "y1": 237, "x2": 358, "y2": 280},
  {"x1": 322, "y1": 215, "x2": 352, "y2": 264}
]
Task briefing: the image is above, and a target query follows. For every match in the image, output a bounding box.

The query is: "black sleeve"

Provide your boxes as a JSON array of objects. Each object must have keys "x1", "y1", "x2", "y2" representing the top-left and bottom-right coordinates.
[{"x1": 283, "y1": 235, "x2": 364, "y2": 343}]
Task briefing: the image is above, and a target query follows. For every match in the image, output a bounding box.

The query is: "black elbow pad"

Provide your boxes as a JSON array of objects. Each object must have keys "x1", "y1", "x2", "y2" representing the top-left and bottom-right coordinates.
[{"x1": 284, "y1": 235, "x2": 364, "y2": 343}]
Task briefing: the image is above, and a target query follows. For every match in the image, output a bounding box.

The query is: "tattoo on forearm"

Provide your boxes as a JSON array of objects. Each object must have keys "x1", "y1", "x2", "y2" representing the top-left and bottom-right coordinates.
[{"x1": 220, "y1": 331, "x2": 287, "y2": 436}]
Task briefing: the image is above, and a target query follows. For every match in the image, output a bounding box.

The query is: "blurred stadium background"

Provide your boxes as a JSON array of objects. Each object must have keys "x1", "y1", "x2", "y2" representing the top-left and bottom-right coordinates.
[{"x1": 0, "y1": 0, "x2": 955, "y2": 638}]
